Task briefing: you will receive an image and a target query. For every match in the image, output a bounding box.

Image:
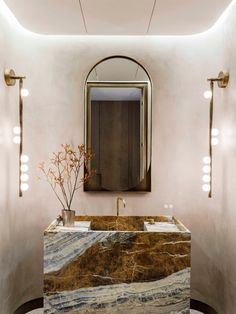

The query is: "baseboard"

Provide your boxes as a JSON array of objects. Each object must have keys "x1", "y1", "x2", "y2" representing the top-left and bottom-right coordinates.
[
  {"x1": 191, "y1": 299, "x2": 218, "y2": 314},
  {"x1": 14, "y1": 297, "x2": 218, "y2": 314},
  {"x1": 14, "y1": 298, "x2": 43, "y2": 314}
]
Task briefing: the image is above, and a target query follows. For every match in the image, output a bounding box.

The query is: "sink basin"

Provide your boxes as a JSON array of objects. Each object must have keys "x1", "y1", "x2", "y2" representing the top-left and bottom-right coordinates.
[{"x1": 76, "y1": 215, "x2": 178, "y2": 231}]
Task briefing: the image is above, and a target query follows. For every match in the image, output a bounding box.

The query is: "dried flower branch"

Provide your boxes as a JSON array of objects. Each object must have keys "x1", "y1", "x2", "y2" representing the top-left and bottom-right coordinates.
[{"x1": 38, "y1": 144, "x2": 95, "y2": 210}]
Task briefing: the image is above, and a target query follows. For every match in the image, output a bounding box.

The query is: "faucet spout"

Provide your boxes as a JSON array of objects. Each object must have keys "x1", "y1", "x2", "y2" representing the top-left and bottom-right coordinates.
[{"x1": 116, "y1": 197, "x2": 126, "y2": 216}]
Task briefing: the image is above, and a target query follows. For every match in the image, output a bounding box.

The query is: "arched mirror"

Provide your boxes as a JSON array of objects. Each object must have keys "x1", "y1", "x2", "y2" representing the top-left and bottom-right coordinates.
[{"x1": 84, "y1": 56, "x2": 152, "y2": 191}]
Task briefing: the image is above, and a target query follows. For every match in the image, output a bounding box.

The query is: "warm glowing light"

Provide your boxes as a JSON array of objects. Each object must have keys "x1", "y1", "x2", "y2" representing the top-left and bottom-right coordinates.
[
  {"x1": 13, "y1": 126, "x2": 21, "y2": 135},
  {"x1": 20, "y1": 164, "x2": 29, "y2": 172},
  {"x1": 20, "y1": 155, "x2": 29, "y2": 163},
  {"x1": 203, "y1": 156, "x2": 211, "y2": 164},
  {"x1": 211, "y1": 137, "x2": 219, "y2": 146},
  {"x1": 20, "y1": 173, "x2": 29, "y2": 182},
  {"x1": 202, "y1": 165, "x2": 211, "y2": 173},
  {"x1": 211, "y1": 128, "x2": 219, "y2": 136},
  {"x1": 13, "y1": 136, "x2": 21, "y2": 144},
  {"x1": 202, "y1": 184, "x2": 210, "y2": 192},
  {"x1": 0, "y1": 0, "x2": 235, "y2": 38},
  {"x1": 204, "y1": 90, "x2": 212, "y2": 99},
  {"x1": 21, "y1": 88, "x2": 29, "y2": 97},
  {"x1": 20, "y1": 183, "x2": 29, "y2": 191},
  {"x1": 202, "y1": 175, "x2": 211, "y2": 183}
]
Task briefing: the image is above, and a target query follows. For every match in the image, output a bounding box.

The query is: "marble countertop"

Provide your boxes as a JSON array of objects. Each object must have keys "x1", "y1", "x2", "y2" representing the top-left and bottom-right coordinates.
[
  {"x1": 45, "y1": 216, "x2": 190, "y2": 233},
  {"x1": 46, "y1": 220, "x2": 91, "y2": 232}
]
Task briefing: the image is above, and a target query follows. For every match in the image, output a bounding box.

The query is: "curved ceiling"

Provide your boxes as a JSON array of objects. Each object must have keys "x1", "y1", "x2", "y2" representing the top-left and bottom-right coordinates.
[{"x1": 3, "y1": 0, "x2": 233, "y2": 35}]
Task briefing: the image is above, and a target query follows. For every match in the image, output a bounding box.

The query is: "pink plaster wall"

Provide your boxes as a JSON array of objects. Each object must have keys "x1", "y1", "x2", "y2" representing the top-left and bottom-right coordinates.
[{"x1": 0, "y1": 1, "x2": 235, "y2": 313}]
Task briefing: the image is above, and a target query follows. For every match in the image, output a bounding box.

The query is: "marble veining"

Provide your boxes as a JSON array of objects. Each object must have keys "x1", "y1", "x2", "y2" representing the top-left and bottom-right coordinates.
[
  {"x1": 44, "y1": 232, "x2": 111, "y2": 273},
  {"x1": 44, "y1": 216, "x2": 191, "y2": 313},
  {"x1": 44, "y1": 268, "x2": 190, "y2": 313}
]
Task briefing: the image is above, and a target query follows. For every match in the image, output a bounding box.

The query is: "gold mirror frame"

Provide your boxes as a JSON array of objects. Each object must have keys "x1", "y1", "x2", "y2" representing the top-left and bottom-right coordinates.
[{"x1": 84, "y1": 56, "x2": 152, "y2": 192}]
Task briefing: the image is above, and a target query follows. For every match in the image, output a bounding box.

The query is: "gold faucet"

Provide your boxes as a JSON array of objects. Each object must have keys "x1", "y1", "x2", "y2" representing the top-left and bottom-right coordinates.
[{"x1": 116, "y1": 197, "x2": 126, "y2": 216}]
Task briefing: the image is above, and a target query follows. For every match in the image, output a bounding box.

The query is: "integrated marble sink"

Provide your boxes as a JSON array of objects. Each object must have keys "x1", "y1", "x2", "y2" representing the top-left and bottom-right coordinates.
[
  {"x1": 44, "y1": 215, "x2": 191, "y2": 313},
  {"x1": 76, "y1": 215, "x2": 186, "y2": 232}
]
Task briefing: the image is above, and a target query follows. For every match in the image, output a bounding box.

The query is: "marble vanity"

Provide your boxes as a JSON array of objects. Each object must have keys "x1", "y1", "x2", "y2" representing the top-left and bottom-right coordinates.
[{"x1": 44, "y1": 216, "x2": 191, "y2": 313}]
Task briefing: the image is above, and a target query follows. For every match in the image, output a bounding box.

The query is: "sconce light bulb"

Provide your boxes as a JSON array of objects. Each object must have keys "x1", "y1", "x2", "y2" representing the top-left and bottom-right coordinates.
[
  {"x1": 211, "y1": 137, "x2": 219, "y2": 146},
  {"x1": 20, "y1": 183, "x2": 29, "y2": 191},
  {"x1": 20, "y1": 164, "x2": 29, "y2": 172},
  {"x1": 203, "y1": 156, "x2": 211, "y2": 164},
  {"x1": 13, "y1": 136, "x2": 21, "y2": 144},
  {"x1": 20, "y1": 154, "x2": 29, "y2": 163},
  {"x1": 211, "y1": 128, "x2": 219, "y2": 136},
  {"x1": 202, "y1": 184, "x2": 210, "y2": 192},
  {"x1": 202, "y1": 165, "x2": 211, "y2": 173},
  {"x1": 202, "y1": 175, "x2": 211, "y2": 183},
  {"x1": 20, "y1": 173, "x2": 29, "y2": 182},
  {"x1": 13, "y1": 126, "x2": 21, "y2": 135},
  {"x1": 204, "y1": 90, "x2": 212, "y2": 99},
  {"x1": 21, "y1": 88, "x2": 29, "y2": 97}
]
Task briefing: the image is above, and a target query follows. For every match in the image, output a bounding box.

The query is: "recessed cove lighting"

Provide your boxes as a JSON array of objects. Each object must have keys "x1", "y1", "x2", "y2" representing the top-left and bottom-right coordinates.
[{"x1": 0, "y1": 0, "x2": 236, "y2": 37}]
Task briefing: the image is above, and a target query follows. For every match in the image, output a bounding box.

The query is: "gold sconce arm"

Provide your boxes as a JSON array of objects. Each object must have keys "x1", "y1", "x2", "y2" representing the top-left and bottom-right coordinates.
[
  {"x1": 4, "y1": 69, "x2": 27, "y2": 197},
  {"x1": 206, "y1": 71, "x2": 229, "y2": 198},
  {"x1": 208, "y1": 71, "x2": 229, "y2": 87},
  {"x1": 208, "y1": 80, "x2": 214, "y2": 198},
  {"x1": 19, "y1": 78, "x2": 24, "y2": 197},
  {"x1": 4, "y1": 69, "x2": 26, "y2": 85}
]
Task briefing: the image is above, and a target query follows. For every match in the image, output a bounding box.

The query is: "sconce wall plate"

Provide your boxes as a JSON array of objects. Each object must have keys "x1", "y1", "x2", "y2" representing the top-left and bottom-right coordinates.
[
  {"x1": 4, "y1": 69, "x2": 26, "y2": 86},
  {"x1": 4, "y1": 69, "x2": 16, "y2": 86},
  {"x1": 217, "y1": 71, "x2": 229, "y2": 88}
]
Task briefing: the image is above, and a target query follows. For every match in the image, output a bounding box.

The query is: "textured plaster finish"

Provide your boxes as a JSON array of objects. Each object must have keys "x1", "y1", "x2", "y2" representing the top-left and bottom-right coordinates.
[
  {"x1": 0, "y1": 2, "x2": 236, "y2": 314},
  {"x1": 219, "y1": 5, "x2": 236, "y2": 313}
]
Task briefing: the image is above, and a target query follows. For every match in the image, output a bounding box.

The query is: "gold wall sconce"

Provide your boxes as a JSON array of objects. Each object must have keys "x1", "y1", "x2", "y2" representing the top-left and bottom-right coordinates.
[
  {"x1": 4, "y1": 69, "x2": 29, "y2": 197},
  {"x1": 202, "y1": 71, "x2": 229, "y2": 198}
]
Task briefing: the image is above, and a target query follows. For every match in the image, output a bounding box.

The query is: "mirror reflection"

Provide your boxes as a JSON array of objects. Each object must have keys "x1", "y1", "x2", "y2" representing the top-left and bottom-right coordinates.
[{"x1": 85, "y1": 57, "x2": 151, "y2": 191}]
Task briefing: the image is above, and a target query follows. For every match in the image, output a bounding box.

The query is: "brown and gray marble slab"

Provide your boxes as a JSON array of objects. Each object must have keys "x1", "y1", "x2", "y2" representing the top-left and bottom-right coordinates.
[{"x1": 44, "y1": 215, "x2": 191, "y2": 313}]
